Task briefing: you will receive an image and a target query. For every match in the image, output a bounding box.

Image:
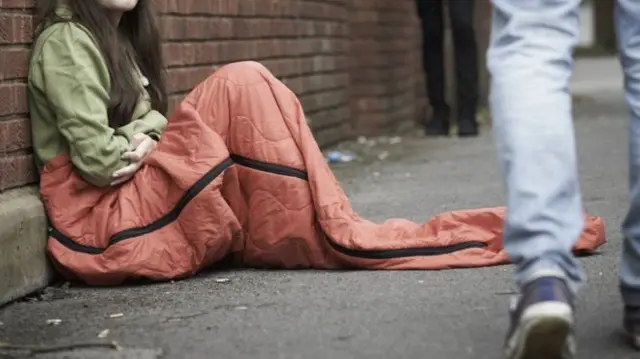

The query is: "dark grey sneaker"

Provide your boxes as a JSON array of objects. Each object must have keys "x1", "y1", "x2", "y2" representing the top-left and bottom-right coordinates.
[
  {"x1": 623, "y1": 306, "x2": 640, "y2": 349},
  {"x1": 457, "y1": 119, "x2": 479, "y2": 137},
  {"x1": 424, "y1": 118, "x2": 450, "y2": 137},
  {"x1": 505, "y1": 276, "x2": 575, "y2": 359},
  {"x1": 424, "y1": 109, "x2": 450, "y2": 137}
]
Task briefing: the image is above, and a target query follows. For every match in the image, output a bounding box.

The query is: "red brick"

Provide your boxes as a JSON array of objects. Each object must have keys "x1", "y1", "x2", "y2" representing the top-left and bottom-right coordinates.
[
  {"x1": 166, "y1": 66, "x2": 214, "y2": 94},
  {"x1": 0, "y1": 83, "x2": 28, "y2": 117},
  {"x1": 0, "y1": 0, "x2": 35, "y2": 9},
  {"x1": 0, "y1": 47, "x2": 29, "y2": 80},
  {"x1": 0, "y1": 13, "x2": 33, "y2": 44},
  {"x1": 0, "y1": 117, "x2": 30, "y2": 152}
]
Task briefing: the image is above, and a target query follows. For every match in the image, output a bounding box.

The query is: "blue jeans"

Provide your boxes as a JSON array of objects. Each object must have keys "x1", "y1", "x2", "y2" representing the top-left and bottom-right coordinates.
[{"x1": 488, "y1": 0, "x2": 640, "y2": 305}]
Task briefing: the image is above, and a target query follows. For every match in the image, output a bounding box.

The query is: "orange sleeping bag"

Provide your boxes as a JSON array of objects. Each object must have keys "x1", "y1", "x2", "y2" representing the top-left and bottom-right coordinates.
[{"x1": 39, "y1": 61, "x2": 607, "y2": 285}]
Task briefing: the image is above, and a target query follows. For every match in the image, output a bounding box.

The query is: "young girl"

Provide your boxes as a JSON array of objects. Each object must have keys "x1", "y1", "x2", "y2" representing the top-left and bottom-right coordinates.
[{"x1": 28, "y1": 0, "x2": 605, "y2": 285}]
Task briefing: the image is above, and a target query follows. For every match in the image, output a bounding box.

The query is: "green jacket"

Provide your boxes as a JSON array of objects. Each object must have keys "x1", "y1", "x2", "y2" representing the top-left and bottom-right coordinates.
[{"x1": 28, "y1": 6, "x2": 167, "y2": 187}]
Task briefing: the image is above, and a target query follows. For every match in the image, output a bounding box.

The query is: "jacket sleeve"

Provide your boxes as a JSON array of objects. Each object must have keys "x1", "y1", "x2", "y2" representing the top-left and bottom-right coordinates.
[
  {"x1": 115, "y1": 109, "x2": 168, "y2": 142},
  {"x1": 38, "y1": 23, "x2": 130, "y2": 187}
]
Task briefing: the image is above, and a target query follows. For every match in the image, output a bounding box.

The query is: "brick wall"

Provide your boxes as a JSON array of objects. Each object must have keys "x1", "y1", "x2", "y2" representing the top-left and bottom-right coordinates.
[
  {"x1": 157, "y1": 0, "x2": 353, "y2": 145},
  {"x1": 0, "y1": 0, "x2": 35, "y2": 191},
  {"x1": 348, "y1": 0, "x2": 425, "y2": 136},
  {"x1": 0, "y1": 0, "x2": 489, "y2": 191}
]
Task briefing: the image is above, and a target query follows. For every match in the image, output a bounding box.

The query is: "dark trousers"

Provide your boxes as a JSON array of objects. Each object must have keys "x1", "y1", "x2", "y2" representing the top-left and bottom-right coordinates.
[{"x1": 416, "y1": 0, "x2": 478, "y2": 122}]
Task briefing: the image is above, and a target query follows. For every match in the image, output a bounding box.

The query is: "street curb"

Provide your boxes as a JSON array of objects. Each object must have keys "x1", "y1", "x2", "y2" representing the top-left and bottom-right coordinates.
[{"x1": 0, "y1": 186, "x2": 53, "y2": 307}]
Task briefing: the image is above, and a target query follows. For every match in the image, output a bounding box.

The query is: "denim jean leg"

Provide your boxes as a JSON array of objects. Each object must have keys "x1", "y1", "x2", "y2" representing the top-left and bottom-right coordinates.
[
  {"x1": 617, "y1": 0, "x2": 640, "y2": 307},
  {"x1": 487, "y1": 0, "x2": 585, "y2": 294}
]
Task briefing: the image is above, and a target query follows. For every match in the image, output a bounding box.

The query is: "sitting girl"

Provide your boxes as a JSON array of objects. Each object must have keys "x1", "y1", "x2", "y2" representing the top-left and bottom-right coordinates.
[{"x1": 28, "y1": 0, "x2": 605, "y2": 285}]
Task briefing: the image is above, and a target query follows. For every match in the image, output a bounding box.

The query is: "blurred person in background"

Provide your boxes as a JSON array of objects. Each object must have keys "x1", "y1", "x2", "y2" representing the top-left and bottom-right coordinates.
[{"x1": 415, "y1": 0, "x2": 479, "y2": 137}]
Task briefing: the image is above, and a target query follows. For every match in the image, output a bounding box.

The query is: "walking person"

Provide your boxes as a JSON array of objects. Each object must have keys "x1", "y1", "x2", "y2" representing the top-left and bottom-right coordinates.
[
  {"x1": 487, "y1": 0, "x2": 640, "y2": 358},
  {"x1": 415, "y1": 0, "x2": 480, "y2": 137}
]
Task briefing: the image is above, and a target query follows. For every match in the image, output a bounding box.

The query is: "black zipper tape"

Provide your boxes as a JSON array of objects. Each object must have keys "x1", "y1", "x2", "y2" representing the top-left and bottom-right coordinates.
[
  {"x1": 231, "y1": 154, "x2": 307, "y2": 180},
  {"x1": 51, "y1": 154, "x2": 487, "y2": 258},
  {"x1": 109, "y1": 157, "x2": 234, "y2": 245},
  {"x1": 49, "y1": 157, "x2": 234, "y2": 254},
  {"x1": 230, "y1": 156, "x2": 488, "y2": 258}
]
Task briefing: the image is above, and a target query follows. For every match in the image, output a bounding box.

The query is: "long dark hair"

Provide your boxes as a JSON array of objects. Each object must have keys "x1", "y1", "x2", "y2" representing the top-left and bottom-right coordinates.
[{"x1": 35, "y1": 0, "x2": 168, "y2": 129}]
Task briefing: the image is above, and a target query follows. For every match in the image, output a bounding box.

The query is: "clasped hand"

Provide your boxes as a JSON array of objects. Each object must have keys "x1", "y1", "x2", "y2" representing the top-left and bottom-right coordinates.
[{"x1": 111, "y1": 133, "x2": 157, "y2": 186}]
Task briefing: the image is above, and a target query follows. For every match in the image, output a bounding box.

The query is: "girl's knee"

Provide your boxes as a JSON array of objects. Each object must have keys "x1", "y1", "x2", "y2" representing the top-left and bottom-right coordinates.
[
  {"x1": 222, "y1": 61, "x2": 266, "y2": 72},
  {"x1": 214, "y1": 61, "x2": 272, "y2": 85}
]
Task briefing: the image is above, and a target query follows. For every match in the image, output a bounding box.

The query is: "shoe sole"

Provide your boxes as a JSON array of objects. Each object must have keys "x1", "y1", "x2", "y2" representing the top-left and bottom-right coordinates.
[
  {"x1": 506, "y1": 302, "x2": 574, "y2": 359},
  {"x1": 625, "y1": 330, "x2": 640, "y2": 350}
]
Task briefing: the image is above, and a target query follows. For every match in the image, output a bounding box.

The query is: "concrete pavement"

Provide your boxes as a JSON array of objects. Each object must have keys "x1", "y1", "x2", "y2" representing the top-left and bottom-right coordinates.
[
  {"x1": 0, "y1": 187, "x2": 52, "y2": 306},
  {"x1": 0, "y1": 57, "x2": 636, "y2": 358}
]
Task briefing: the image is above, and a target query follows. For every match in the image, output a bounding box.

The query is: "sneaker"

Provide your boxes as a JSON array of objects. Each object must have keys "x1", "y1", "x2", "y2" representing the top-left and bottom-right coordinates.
[
  {"x1": 505, "y1": 276, "x2": 576, "y2": 359},
  {"x1": 424, "y1": 109, "x2": 450, "y2": 137},
  {"x1": 457, "y1": 119, "x2": 479, "y2": 137},
  {"x1": 623, "y1": 306, "x2": 640, "y2": 350}
]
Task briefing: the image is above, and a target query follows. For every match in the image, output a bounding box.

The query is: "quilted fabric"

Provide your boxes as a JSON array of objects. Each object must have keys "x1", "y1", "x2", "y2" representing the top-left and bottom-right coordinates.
[{"x1": 38, "y1": 61, "x2": 607, "y2": 285}]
